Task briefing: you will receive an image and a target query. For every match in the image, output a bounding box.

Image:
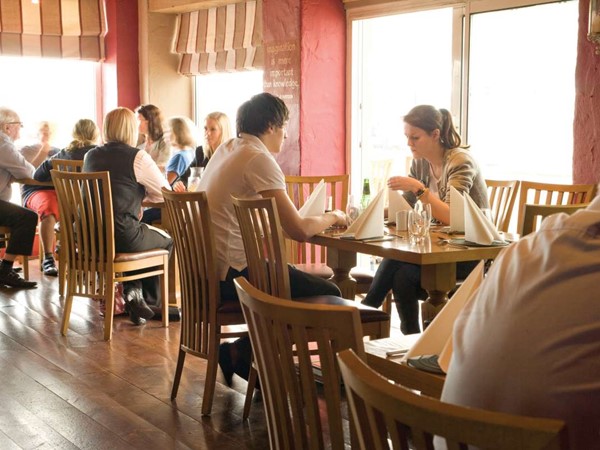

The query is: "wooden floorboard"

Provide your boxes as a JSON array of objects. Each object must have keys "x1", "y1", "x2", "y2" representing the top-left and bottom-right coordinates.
[{"x1": 0, "y1": 261, "x2": 269, "y2": 450}]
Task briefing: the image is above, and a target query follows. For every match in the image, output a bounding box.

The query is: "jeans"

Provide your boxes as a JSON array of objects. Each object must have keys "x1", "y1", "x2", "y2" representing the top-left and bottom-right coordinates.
[{"x1": 362, "y1": 258, "x2": 479, "y2": 335}]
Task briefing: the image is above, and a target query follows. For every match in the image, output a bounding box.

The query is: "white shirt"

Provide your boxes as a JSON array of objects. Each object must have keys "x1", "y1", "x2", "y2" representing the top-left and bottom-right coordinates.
[
  {"x1": 0, "y1": 132, "x2": 35, "y2": 201},
  {"x1": 133, "y1": 149, "x2": 170, "y2": 203},
  {"x1": 441, "y1": 191, "x2": 600, "y2": 449},
  {"x1": 198, "y1": 133, "x2": 285, "y2": 279}
]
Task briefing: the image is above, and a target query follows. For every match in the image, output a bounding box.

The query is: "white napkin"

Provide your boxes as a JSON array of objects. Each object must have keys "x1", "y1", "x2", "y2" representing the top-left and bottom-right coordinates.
[
  {"x1": 387, "y1": 189, "x2": 412, "y2": 223},
  {"x1": 342, "y1": 189, "x2": 385, "y2": 240},
  {"x1": 297, "y1": 179, "x2": 326, "y2": 218},
  {"x1": 449, "y1": 186, "x2": 465, "y2": 232},
  {"x1": 403, "y1": 261, "x2": 485, "y2": 373},
  {"x1": 464, "y1": 193, "x2": 503, "y2": 245}
]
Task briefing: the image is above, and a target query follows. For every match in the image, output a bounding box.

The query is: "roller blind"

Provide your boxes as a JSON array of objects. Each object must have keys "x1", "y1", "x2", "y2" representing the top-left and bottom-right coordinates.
[
  {"x1": 0, "y1": 0, "x2": 107, "y2": 61},
  {"x1": 175, "y1": 0, "x2": 263, "y2": 75}
]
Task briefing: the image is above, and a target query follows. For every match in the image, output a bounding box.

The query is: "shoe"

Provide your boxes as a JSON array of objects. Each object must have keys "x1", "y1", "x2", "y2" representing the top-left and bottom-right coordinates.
[
  {"x1": 42, "y1": 258, "x2": 58, "y2": 276},
  {"x1": 12, "y1": 267, "x2": 22, "y2": 273},
  {"x1": 124, "y1": 288, "x2": 154, "y2": 325},
  {"x1": 219, "y1": 342, "x2": 235, "y2": 386},
  {"x1": 0, "y1": 269, "x2": 37, "y2": 289},
  {"x1": 148, "y1": 305, "x2": 181, "y2": 322}
]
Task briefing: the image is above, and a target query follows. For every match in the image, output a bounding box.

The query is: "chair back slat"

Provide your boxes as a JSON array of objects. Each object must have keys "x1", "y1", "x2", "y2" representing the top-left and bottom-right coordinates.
[
  {"x1": 284, "y1": 175, "x2": 349, "y2": 264},
  {"x1": 485, "y1": 179, "x2": 519, "y2": 232},
  {"x1": 51, "y1": 159, "x2": 84, "y2": 173},
  {"x1": 338, "y1": 349, "x2": 568, "y2": 450},
  {"x1": 517, "y1": 181, "x2": 596, "y2": 234},
  {"x1": 232, "y1": 196, "x2": 291, "y2": 299},
  {"x1": 235, "y1": 277, "x2": 366, "y2": 450}
]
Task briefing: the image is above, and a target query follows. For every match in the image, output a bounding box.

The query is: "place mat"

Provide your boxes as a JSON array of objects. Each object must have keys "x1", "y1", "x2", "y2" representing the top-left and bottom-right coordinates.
[
  {"x1": 406, "y1": 354, "x2": 445, "y2": 375},
  {"x1": 449, "y1": 238, "x2": 509, "y2": 248}
]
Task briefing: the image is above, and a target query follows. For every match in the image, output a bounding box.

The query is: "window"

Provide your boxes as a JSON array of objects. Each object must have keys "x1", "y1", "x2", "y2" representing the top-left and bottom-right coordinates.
[
  {"x1": 350, "y1": 0, "x2": 578, "y2": 192},
  {"x1": 0, "y1": 56, "x2": 98, "y2": 149},
  {"x1": 194, "y1": 70, "x2": 264, "y2": 132}
]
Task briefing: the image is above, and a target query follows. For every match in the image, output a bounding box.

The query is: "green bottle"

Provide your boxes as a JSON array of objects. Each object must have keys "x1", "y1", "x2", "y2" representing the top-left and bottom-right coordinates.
[{"x1": 360, "y1": 178, "x2": 371, "y2": 211}]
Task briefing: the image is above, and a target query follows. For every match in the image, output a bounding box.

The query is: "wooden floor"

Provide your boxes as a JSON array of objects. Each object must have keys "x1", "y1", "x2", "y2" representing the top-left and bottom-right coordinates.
[{"x1": 0, "y1": 260, "x2": 270, "y2": 450}]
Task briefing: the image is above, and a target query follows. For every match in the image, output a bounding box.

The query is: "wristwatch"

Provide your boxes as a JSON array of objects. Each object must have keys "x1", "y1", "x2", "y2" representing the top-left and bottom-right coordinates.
[{"x1": 415, "y1": 187, "x2": 429, "y2": 200}]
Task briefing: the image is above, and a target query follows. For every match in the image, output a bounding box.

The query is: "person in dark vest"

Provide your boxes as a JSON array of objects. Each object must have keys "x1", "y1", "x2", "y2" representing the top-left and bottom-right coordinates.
[{"x1": 83, "y1": 107, "x2": 183, "y2": 325}]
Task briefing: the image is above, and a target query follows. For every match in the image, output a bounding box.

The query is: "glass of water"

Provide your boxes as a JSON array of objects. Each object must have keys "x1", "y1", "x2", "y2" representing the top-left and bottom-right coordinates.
[
  {"x1": 187, "y1": 167, "x2": 203, "y2": 192},
  {"x1": 408, "y1": 207, "x2": 431, "y2": 243}
]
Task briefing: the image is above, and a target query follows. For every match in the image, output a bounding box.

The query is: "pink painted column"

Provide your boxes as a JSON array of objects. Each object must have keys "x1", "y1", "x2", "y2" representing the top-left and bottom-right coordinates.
[{"x1": 262, "y1": 0, "x2": 346, "y2": 176}]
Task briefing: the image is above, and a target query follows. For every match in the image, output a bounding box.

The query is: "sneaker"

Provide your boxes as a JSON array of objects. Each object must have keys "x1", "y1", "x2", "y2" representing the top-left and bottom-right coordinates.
[
  {"x1": 42, "y1": 258, "x2": 58, "y2": 277},
  {"x1": 124, "y1": 287, "x2": 155, "y2": 325},
  {"x1": 0, "y1": 269, "x2": 37, "y2": 288}
]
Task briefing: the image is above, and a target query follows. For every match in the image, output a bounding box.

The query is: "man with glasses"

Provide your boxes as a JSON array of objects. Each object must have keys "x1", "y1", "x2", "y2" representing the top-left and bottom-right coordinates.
[{"x1": 0, "y1": 107, "x2": 38, "y2": 288}]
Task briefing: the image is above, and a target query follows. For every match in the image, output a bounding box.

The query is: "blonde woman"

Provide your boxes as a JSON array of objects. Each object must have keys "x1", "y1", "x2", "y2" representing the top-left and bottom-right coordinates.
[
  {"x1": 83, "y1": 107, "x2": 182, "y2": 325},
  {"x1": 191, "y1": 111, "x2": 232, "y2": 168},
  {"x1": 23, "y1": 119, "x2": 100, "y2": 276},
  {"x1": 165, "y1": 116, "x2": 197, "y2": 185}
]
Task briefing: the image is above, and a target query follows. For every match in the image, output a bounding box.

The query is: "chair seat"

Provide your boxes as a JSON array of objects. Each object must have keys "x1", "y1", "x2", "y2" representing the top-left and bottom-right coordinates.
[
  {"x1": 217, "y1": 299, "x2": 243, "y2": 314},
  {"x1": 294, "y1": 263, "x2": 374, "y2": 284},
  {"x1": 114, "y1": 249, "x2": 169, "y2": 262},
  {"x1": 295, "y1": 295, "x2": 389, "y2": 323}
]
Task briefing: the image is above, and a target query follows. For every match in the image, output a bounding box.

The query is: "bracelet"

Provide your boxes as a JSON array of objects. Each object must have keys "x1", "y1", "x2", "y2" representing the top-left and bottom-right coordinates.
[{"x1": 416, "y1": 187, "x2": 429, "y2": 200}]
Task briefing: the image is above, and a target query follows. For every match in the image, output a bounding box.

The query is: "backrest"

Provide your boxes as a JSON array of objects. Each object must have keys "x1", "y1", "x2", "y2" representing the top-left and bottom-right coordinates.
[
  {"x1": 51, "y1": 170, "x2": 115, "y2": 296},
  {"x1": 517, "y1": 181, "x2": 596, "y2": 234},
  {"x1": 485, "y1": 179, "x2": 519, "y2": 232},
  {"x1": 234, "y1": 277, "x2": 366, "y2": 450},
  {"x1": 338, "y1": 349, "x2": 568, "y2": 450},
  {"x1": 51, "y1": 159, "x2": 84, "y2": 172},
  {"x1": 520, "y1": 203, "x2": 588, "y2": 237},
  {"x1": 231, "y1": 196, "x2": 291, "y2": 299},
  {"x1": 162, "y1": 189, "x2": 220, "y2": 354},
  {"x1": 284, "y1": 175, "x2": 349, "y2": 264}
]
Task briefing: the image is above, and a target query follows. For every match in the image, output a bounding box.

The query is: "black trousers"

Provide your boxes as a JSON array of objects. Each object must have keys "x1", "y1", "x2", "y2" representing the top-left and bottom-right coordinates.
[{"x1": 0, "y1": 200, "x2": 38, "y2": 256}]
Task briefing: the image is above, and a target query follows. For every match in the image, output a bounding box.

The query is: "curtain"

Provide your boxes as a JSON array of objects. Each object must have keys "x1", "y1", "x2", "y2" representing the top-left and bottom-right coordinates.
[
  {"x1": 0, "y1": 0, "x2": 107, "y2": 61},
  {"x1": 175, "y1": 0, "x2": 263, "y2": 75}
]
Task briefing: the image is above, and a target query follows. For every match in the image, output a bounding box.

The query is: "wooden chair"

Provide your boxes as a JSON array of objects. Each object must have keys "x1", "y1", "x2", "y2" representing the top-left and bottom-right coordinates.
[
  {"x1": 520, "y1": 203, "x2": 588, "y2": 236},
  {"x1": 0, "y1": 227, "x2": 30, "y2": 280},
  {"x1": 337, "y1": 348, "x2": 568, "y2": 450},
  {"x1": 234, "y1": 276, "x2": 367, "y2": 450},
  {"x1": 485, "y1": 179, "x2": 520, "y2": 232},
  {"x1": 51, "y1": 170, "x2": 169, "y2": 341},
  {"x1": 284, "y1": 175, "x2": 377, "y2": 301},
  {"x1": 516, "y1": 181, "x2": 596, "y2": 235},
  {"x1": 50, "y1": 159, "x2": 84, "y2": 296},
  {"x1": 231, "y1": 195, "x2": 390, "y2": 340},
  {"x1": 162, "y1": 189, "x2": 253, "y2": 416}
]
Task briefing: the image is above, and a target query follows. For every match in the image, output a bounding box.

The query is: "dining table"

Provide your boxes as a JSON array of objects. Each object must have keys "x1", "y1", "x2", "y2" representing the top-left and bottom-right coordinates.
[{"x1": 308, "y1": 225, "x2": 513, "y2": 325}]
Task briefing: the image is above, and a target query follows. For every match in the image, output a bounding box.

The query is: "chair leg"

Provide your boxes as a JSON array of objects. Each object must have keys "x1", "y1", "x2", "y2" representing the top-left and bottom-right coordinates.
[
  {"x1": 58, "y1": 258, "x2": 66, "y2": 297},
  {"x1": 21, "y1": 255, "x2": 30, "y2": 281},
  {"x1": 60, "y1": 292, "x2": 74, "y2": 336},
  {"x1": 243, "y1": 364, "x2": 258, "y2": 420},
  {"x1": 171, "y1": 349, "x2": 186, "y2": 400},
  {"x1": 161, "y1": 257, "x2": 169, "y2": 328},
  {"x1": 202, "y1": 338, "x2": 220, "y2": 416},
  {"x1": 103, "y1": 282, "x2": 115, "y2": 341}
]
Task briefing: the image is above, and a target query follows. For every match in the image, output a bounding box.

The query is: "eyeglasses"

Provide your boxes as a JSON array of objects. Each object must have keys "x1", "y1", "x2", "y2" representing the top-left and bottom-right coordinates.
[{"x1": 6, "y1": 121, "x2": 23, "y2": 128}]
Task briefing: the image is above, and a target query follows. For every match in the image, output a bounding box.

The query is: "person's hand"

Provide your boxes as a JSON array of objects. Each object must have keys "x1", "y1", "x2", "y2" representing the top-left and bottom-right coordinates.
[
  {"x1": 387, "y1": 176, "x2": 421, "y2": 192},
  {"x1": 172, "y1": 181, "x2": 186, "y2": 192},
  {"x1": 328, "y1": 209, "x2": 347, "y2": 227}
]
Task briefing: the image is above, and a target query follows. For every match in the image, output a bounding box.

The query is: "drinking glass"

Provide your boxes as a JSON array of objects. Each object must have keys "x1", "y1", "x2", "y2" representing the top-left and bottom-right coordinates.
[
  {"x1": 408, "y1": 209, "x2": 431, "y2": 244},
  {"x1": 346, "y1": 194, "x2": 360, "y2": 226},
  {"x1": 187, "y1": 167, "x2": 203, "y2": 192}
]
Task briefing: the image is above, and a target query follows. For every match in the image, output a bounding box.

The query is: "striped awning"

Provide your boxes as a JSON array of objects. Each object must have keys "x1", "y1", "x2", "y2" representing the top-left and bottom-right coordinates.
[
  {"x1": 175, "y1": 0, "x2": 263, "y2": 75},
  {"x1": 0, "y1": 0, "x2": 107, "y2": 61}
]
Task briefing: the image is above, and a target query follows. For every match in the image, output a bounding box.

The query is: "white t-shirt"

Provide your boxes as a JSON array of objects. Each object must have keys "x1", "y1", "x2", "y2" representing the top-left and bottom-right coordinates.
[
  {"x1": 441, "y1": 192, "x2": 600, "y2": 449},
  {"x1": 198, "y1": 133, "x2": 285, "y2": 279}
]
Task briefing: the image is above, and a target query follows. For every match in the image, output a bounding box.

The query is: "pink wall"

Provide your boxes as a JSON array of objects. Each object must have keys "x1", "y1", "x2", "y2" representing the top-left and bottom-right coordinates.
[{"x1": 574, "y1": 0, "x2": 600, "y2": 185}]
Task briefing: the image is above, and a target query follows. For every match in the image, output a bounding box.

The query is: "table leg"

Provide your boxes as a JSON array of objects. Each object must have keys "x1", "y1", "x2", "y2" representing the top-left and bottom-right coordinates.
[
  {"x1": 420, "y1": 263, "x2": 456, "y2": 328},
  {"x1": 326, "y1": 247, "x2": 358, "y2": 299}
]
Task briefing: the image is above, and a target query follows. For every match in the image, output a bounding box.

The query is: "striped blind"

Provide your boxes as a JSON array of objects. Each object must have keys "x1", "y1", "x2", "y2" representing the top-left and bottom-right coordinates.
[
  {"x1": 0, "y1": 0, "x2": 107, "y2": 61},
  {"x1": 175, "y1": 0, "x2": 263, "y2": 75}
]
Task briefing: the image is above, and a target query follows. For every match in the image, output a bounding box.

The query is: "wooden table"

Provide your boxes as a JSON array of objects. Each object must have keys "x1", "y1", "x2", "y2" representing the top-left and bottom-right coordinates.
[{"x1": 308, "y1": 227, "x2": 511, "y2": 324}]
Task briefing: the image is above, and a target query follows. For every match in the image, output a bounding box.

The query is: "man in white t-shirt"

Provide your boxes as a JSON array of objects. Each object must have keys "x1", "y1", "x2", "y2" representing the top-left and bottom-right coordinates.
[
  {"x1": 198, "y1": 92, "x2": 347, "y2": 384},
  {"x1": 441, "y1": 192, "x2": 600, "y2": 449}
]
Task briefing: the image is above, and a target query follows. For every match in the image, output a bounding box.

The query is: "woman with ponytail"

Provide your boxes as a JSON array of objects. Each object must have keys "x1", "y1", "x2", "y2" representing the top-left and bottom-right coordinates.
[{"x1": 362, "y1": 105, "x2": 489, "y2": 334}]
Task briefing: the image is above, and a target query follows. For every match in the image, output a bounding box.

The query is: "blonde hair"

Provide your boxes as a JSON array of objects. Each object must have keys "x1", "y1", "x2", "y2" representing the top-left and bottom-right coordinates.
[
  {"x1": 168, "y1": 116, "x2": 196, "y2": 149},
  {"x1": 204, "y1": 111, "x2": 231, "y2": 158},
  {"x1": 103, "y1": 107, "x2": 138, "y2": 147},
  {"x1": 66, "y1": 119, "x2": 100, "y2": 151}
]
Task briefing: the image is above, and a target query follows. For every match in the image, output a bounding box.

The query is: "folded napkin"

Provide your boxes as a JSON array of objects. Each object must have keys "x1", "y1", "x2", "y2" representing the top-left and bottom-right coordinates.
[
  {"x1": 464, "y1": 193, "x2": 504, "y2": 245},
  {"x1": 403, "y1": 261, "x2": 484, "y2": 373},
  {"x1": 298, "y1": 179, "x2": 326, "y2": 218},
  {"x1": 449, "y1": 186, "x2": 465, "y2": 232},
  {"x1": 388, "y1": 189, "x2": 412, "y2": 223},
  {"x1": 341, "y1": 189, "x2": 385, "y2": 240}
]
